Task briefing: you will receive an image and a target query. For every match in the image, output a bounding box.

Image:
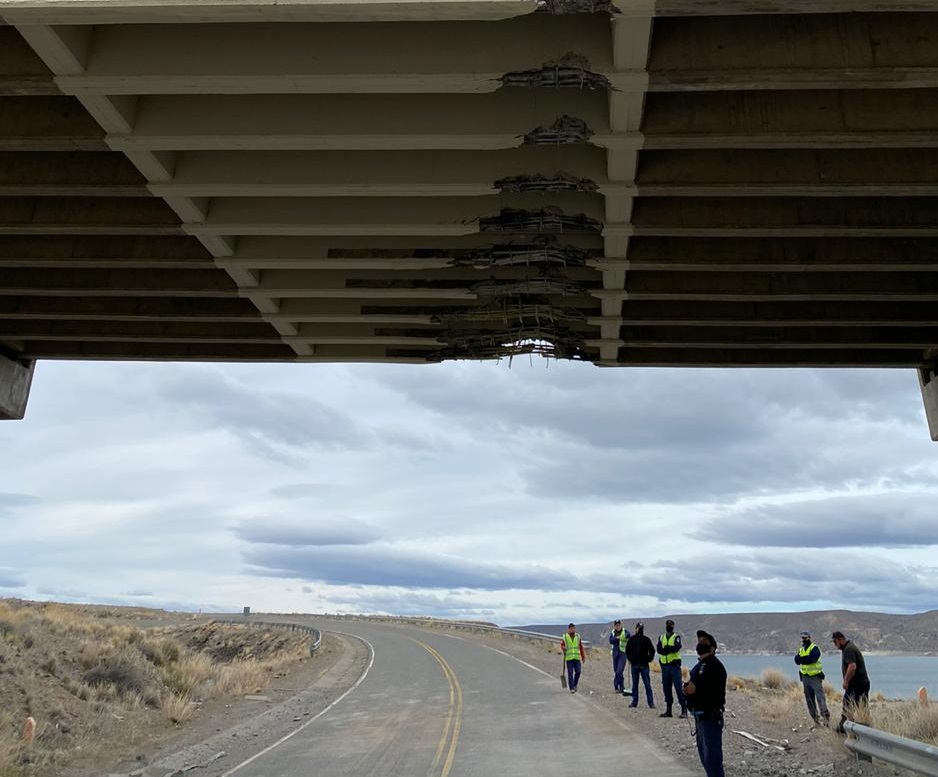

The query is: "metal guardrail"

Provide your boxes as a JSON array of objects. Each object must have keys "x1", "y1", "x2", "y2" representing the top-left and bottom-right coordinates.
[
  {"x1": 211, "y1": 618, "x2": 322, "y2": 655},
  {"x1": 845, "y1": 721, "x2": 938, "y2": 776}
]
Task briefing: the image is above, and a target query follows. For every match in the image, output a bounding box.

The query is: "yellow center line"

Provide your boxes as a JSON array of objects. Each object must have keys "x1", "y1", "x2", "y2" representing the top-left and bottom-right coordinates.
[{"x1": 405, "y1": 637, "x2": 463, "y2": 777}]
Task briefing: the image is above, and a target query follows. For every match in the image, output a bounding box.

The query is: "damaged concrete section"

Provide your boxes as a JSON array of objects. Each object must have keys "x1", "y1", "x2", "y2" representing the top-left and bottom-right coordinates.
[
  {"x1": 471, "y1": 274, "x2": 586, "y2": 298},
  {"x1": 501, "y1": 53, "x2": 612, "y2": 90},
  {"x1": 535, "y1": 0, "x2": 621, "y2": 15},
  {"x1": 454, "y1": 237, "x2": 593, "y2": 268},
  {"x1": 440, "y1": 326, "x2": 588, "y2": 361},
  {"x1": 0, "y1": 352, "x2": 34, "y2": 420},
  {"x1": 478, "y1": 207, "x2": 602, "y2": 233},
  {"x1": 523, "y1": 116, "x2": 595, "y2": 145},
  {"x1": 495, "y1": 172, "x2": 599, "y2": 194}
]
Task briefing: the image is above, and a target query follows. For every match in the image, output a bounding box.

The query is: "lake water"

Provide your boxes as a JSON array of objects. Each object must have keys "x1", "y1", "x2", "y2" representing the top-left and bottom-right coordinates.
[{"x1": 702, "y1": 653, "x2": 938, "y2": 699}]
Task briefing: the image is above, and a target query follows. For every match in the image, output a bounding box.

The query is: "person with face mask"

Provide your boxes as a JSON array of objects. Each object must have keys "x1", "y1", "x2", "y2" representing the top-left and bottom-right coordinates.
[
  {"x1": 608, "y1": 620, "x2": 630, "y2": 695},
  {"x1": 684, "y1": 630, "x2": 726, "y2": 777},
  {"x1": 793, "y1": 630, "x2": 829, "y2": 725},
  {"x1": 657, "y1": 619, "x2": 688, "y2": 718},
  {"x1": 625, "y1": 621, "x2": 656, "y2": 708}
]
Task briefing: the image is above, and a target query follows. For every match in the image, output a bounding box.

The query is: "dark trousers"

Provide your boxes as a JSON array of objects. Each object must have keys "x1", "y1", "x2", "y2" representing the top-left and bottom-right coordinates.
[
  {"x1": 661, "y1": 663, "x2": 687, "y2": 710},
  {"x1": 566, "y1": 659, "x2": 581, "y2": 690},
  {"x1": 630, "y1": 664, "x2": 654, "y2": 706},
  {"x1": 694, "y1": 714, "x2": 725, "y2": 777},
  {"x1": 839, "y1": 680, "x2": 870, "y2": 730},
  {"x1": 801, "y1": 674, "x2": 829, "y2": 721},
  {"x1": 612, "y1": 653, "x2": 626, "y2": 692}
]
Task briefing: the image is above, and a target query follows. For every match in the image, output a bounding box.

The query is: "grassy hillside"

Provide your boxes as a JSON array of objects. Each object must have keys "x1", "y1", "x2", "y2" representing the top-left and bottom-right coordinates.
[{"x1": 0, "y1": 599, "x2": 310, "y2": 777}]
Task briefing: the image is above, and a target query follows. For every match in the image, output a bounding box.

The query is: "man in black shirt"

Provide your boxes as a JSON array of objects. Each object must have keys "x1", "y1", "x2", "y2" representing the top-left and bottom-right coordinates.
[
  {"x1": 684, "y1": 630, "x2": 726, "y2": 777},
  {"x1": 832, "y1": 630, "x2": 870, "y2": 733},
  {"x1": 625, "y1": 622, "x2": 656, "y2": 708}
]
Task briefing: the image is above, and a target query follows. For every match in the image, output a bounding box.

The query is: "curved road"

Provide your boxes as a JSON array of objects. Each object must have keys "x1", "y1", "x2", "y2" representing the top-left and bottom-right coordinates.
[{"x1": 222, "y1": 621, "x2": 696, "y2": 777}]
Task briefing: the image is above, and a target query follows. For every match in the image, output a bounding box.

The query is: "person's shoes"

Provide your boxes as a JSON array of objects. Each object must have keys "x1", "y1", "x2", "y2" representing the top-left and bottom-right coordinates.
[
  {"x1": 659, "y1": 711, "x2": 673, "y2": 718},
  {"x1": 648, "y1": 704, "x2": 656, "y2": 709},
  {"x1": 570, "y1": 688, "x2": 576, "y2": 694},
  {"x1": 622, "y1": 689, "x2": 632, "y2": 695},
  {"x1": 628, "y1": 702, "x2": 638, "y2": 708},
  {"x1": 679, "y1": 710, "x2": 688, "y2": 719}
]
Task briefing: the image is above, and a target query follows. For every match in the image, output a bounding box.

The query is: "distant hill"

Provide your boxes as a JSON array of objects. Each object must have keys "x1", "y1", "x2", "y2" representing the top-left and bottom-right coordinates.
[{"x1": 512, "y1": 610, "x2": 938, "y2": 654}]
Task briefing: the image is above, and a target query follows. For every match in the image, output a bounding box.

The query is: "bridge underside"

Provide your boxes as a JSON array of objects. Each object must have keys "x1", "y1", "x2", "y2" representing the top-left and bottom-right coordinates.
[{"x1": 3, "y1": 0, "x2": 938, "y2": 421}]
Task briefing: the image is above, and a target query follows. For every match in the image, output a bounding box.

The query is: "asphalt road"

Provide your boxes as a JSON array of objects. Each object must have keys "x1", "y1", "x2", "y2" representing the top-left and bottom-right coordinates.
[{"x1": 221, "y1": 621, "x2": 696, "y2": 777}]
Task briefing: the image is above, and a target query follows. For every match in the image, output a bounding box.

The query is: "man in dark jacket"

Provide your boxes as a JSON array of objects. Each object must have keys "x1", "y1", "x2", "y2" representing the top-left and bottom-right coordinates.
[
  {"x1": 657, "y1": 619, "x2": 688, "y2": 718},
  {"x1": 608, "y1": 620, "x2": 630, "y2": 695},
  {"x1": 625, "y1": 621, "x2": 656, "y2": 708},
  {"x1": 684, "y1": 630, "x2": 726, "y2": 777}
]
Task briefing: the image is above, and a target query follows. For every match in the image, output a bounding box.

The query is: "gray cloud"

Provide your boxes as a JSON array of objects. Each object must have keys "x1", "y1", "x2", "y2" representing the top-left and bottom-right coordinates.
[
  {"x1": 696, "y1": 493, "x2": 938, "y2": 548},
  {"x1": 377, "y1": 366, "x2": 930, "y2": 503},
  {"x1": 0, "y1": 568, "x2": 26, "y2": 588},
  {"x1": 235, "y1": 516, "x2": 381, "y2": 547},
  {"x1": 0, "y1": 493, "x2": 40, "y2": 518},
  {"x1": 626, "y1": 551, "x2": 938, "y2": 611},
  {"x1": 268, "y1": 483, "x2": 336, "y2": 499},
  {"x1": 123, "y1": 590, "x2": 154, "y2": 597},
  {"x1": 244, "y1": 544, "x2": 583, "y2": 591},
  {"x1": 158, "y1": 368, "x2": 365, "y2": 454}
]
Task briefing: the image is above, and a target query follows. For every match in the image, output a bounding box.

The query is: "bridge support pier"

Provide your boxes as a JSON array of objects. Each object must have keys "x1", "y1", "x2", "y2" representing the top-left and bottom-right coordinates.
[
  {"x1": 0, "y1": 353, "x2": 34, "y2": 420},
  {"x1": 918, "y1": 368, "x2": 938, "y2": 441}
]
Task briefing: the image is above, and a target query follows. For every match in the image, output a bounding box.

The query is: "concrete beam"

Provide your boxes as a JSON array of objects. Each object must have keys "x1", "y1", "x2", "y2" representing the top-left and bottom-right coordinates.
[
  {"x1": 919, "y1": 368, "x2": 938, "y2": 441},
  {"x1": 106, "y1": 90, "x2": 610, "y2": 151},
  {"x1": 0, "y1": 351, "x2": 33, "y2": 420},
  {"x1": 609, "y1": 348, "x2": 922, "y2": 368},
  {"x1": 0, "y1": 0, "x2": 539, "y2": 25}
]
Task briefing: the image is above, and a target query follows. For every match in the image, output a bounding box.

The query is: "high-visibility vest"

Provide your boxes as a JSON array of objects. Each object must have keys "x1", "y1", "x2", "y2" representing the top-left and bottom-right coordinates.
[
  {"x1": 798, "y1": 643, "x2": 823, "y2": 676},
  {"x1": 659, "y1": 633, "x2": 681, "y2": 664},
  {"x1": 619, "y1": 631, "x2": 628, "y2": 652},
  {"x1": 564, "y1": 633, "x2": 581, "y2": 661}
]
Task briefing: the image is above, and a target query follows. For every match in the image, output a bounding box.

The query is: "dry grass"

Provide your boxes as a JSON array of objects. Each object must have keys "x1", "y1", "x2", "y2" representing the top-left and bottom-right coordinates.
[
  {"x1": 0, "y1": 599, "x2": 313, "y2": 776},
  {"x1": 161, "y1": 693, "x2": 194, "y2": 725},
  {"x1": 759, "y1": 667, "x2": 792, "y2": 690}
]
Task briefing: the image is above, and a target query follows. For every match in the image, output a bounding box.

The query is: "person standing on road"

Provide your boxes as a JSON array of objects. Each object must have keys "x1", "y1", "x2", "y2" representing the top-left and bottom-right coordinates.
[
  {"x1": 657, "y1": 619, "x2": 688, "y2": 718},
  {"x1": 608, "y1": 619, "x2": 630, "y2": 695},
  {"x1": 832, "y1": 630, "x2": 870, "y2": 732},
  {"x1": 684, "y1": 630, "x2": 726, "y2": 777},
  {"x1": 794, "y1": 630, "x2": 830, "y2": 725},
  {"x1": 626, "y1": 621, "x2": 656, "y2": 708},
  {"x1": 561, "y1": 623, "x2": 585, "y2": 694}
]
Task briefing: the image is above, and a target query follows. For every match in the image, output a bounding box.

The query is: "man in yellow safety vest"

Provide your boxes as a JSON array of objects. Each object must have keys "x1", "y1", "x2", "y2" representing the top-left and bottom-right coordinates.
[
  {"x1": 560, "y1": 623, "x2": 586, "y2": 693},
  {"x1": 793, "y1": 630, "x2": 829, "y2": 725},
  {"x1": 657, "y1": 619, "x2": 688, "y2": 718}
]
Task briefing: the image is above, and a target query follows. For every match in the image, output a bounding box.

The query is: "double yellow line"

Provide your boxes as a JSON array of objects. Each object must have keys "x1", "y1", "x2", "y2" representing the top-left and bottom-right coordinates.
[{"x1": 406, "y1": 638, "x2": 463, "y2": 777}]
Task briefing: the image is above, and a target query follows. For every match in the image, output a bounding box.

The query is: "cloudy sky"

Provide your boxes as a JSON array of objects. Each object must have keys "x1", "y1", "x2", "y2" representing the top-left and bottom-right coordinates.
[{"x1": 1, "y1": 359, "x2": 937, "y2": 624}]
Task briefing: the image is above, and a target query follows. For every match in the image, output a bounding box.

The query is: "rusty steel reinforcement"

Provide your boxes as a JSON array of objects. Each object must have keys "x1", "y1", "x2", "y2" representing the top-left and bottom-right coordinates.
[
  {"x1": 453, "y1": 237, "x2": 593, "y2": 268},
  {"x1": 494, "y1": 173, "x2": 599, "y2": 195},
  {"x1": 477, "y1": 207, "x2": 602, "y2": 234},
  {"x1": 500, "y1": 53, "x2": 612, "y2": 91},
  {"x1": 522, "y1": 116, "x2": 595, "y2": 145},
  {"x1": 844, "y1": 722, "x2": 938, "y2": 776},
  {"x1": 211, "y1": 618, "x2": 322, "y2": 656}
]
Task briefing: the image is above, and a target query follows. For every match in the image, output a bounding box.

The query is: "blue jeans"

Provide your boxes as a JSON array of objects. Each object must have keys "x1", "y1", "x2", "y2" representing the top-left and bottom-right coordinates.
[
  {"x1": 612, "y1": 654, "x2": 626, "y2": 692},
  {"x1": 566, "y1": 659, "x2": 581, "y2": 690},
  {"x1": 630, "y1": 664, "x2": 654, "y2": 706},
  {"x1": 661, "y1": 663, "x2": 687, "y2": 710},
  {"x1": 694, "y1": 714, "x2": 725, "y2": 777}
]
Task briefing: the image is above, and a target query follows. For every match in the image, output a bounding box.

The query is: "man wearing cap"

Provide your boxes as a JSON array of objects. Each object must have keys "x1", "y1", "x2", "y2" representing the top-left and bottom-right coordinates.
[
  {"x1": 684, "y1": 630, "x2": 726, "y2": 777},
  {"x1": 794, "y1": 630, "x2": 829, "y2": 725},
  {"x1": 560, "y1": 623, "x2": 586, "y2": 693},
  {"x1": 608, "y1": 620, "x2": 630, "y2": 695},
  {"x1": 832, "y1": 631, "x2": 870, "y2": 732},
  {"x1": 657, "y1": 619, "x2": 688, "y2": 718},
  {"x1": 625, "y1": 621, "x2": 656, "y2": 708}
]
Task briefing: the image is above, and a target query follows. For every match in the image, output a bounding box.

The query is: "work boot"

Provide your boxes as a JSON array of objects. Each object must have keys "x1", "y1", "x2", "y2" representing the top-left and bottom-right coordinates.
[{"x1": 659, "y1": 706, "x2": 673, "y2": 718}]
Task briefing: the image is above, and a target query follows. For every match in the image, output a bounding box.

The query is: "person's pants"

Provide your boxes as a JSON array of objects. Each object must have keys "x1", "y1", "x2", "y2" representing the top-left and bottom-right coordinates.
[
  {"x1": 661, "y1": 663, "x2": 687, "y2": 711},
  {"x1": 630, "y1": 664, "x2": 654, "y2": 706},
  {"x1": 801, "y1": 674, "x2": 829, "y2": 721},
  {"x1": 566, "y1": 659, "x2": 581, "y2": 691},
  {"x1": 838, "y1": 680, "x2": 870, "y2": 730},
  {"x1": 694, "y1": 714, "x2": 725, "y2": 777},
  {"x1": 612, "y1": 653, "x2": 626, "y2": 692}
]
